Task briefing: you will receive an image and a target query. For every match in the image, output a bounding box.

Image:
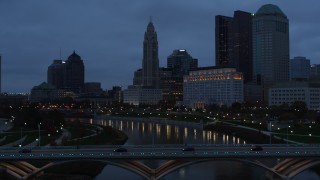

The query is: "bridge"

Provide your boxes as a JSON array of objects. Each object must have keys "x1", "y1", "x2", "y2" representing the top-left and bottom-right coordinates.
[{"x1": 0, "y1": 144, "x2": 320, "y2": 179}]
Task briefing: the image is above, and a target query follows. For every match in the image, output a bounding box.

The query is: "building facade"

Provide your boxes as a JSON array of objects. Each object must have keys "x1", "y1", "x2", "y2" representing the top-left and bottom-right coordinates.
[
  {"x1": 252, "y1": 4, "x2": 290, "y2": 101},
  {"x1": 142, "y1": 21, "x2": 159, "y2": 88},
  {"x1": 183, "y1": 68, "x2": 243, "y2": 109},
  {"x1": 310, "y1": 64, "x2": 320, "y2": 79},
  {"x1": 84, "y1": 82, "x2": 103, "y2": 94},
  {"x1": 215, "y1": 11, "x2": 253, "y2": 83},
  {"x1": 290, "y1": 57, "x2": 310, "y2": 80},
  {"x1": 269, "y1": 82, "x2": 320, "y2": 110},
  {"x1": 30, "y1": 82, "x2": 58, "y2": 102},
  {"x1": 123, "y1": 85, "x2": 162, "y2": 106}
]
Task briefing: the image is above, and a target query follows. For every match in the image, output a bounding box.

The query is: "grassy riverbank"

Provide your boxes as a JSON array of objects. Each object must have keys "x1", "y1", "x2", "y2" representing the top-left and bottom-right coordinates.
[{"x1": 31, "y1": 122, "x2": 128, "y2": 180}]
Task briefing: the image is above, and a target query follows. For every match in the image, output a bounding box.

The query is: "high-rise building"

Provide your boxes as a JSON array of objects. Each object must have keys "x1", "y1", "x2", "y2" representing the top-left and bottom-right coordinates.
[
  {"x1": 215, "y1": 11, "x2": 253, "y2": 83},
  {"x1": 47, "y1": 60, "x2": 65, "y2": 88},
  {"x1": 124, "y1": 20, "x2": 162, "y2": 105},
  {"x1": 47, "y1": 51, "x2": 85, "y2": 93},
  {"x1": 290, "y1": 57, "x2": 310, "y2": 80},
  {"x1": 162, "y1": 49, "x2": 198, "y2": 103},
  {"x1": 233, "y1": 11, "x2": 253, "y2": 83},
  {"x1": 167, "y1": 49, "x2": 198, "y2": 76},
  {"x1": 215, "y1": 15, "x2": 233, "y2": 67},
  {"x1": 142, "y1": 21, "x2": 159, "y2": 88},
  {"x1": 252, "y1": 4, "x2": 289, "y2": 101},
  {"x1": 64, "y1": 51, "x2": 85, "y2": 91}
]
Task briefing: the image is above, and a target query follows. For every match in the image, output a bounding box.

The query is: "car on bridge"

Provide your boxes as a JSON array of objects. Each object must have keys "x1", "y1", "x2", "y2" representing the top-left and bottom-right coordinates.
[
  {"x1": 114, "y1": 148, "x2": 128, "y2": 152},
  {"x1": 250, "y1": 145, "x2": 263, "y2": 151},
  {"x1": 182, "y1": 146, "x2": 195, "y2": 152}
]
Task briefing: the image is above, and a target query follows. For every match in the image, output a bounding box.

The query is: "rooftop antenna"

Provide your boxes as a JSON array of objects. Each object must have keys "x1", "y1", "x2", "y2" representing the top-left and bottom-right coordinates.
[{"x1": 150, "y1": 16, "x2": 152, "y2": 23}]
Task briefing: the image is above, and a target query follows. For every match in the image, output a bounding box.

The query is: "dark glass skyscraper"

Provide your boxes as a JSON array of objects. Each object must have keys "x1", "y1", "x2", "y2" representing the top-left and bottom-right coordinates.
[
  {"x1": 233, "y1": 11, "x2": 253, "y2": 83},
  {"x1": 64, "y1": 51, "x2": 85, "y2": 90},
  {"x1": 142, "y1": 21, "x2": 159, "y2": 88},
  {"x1": 215, "y1": 11, "x2": 253, "y2": 83},
  {"x1": 215, "y1": 15, "x2": 233, "y2": 67},
  {"x1": 167, "y1": 49, "x2": 198, "y2": 76}
]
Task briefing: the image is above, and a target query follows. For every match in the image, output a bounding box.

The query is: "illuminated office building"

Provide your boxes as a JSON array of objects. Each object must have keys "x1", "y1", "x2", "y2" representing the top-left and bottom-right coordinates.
[{"x1": 183, "y1": 68, "x2": 243, "y2": 109}]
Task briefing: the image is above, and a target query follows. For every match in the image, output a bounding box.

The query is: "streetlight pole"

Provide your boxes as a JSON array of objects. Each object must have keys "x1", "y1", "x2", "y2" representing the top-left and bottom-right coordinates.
[
  {"x1": 38, "y1": 123, "x2": 41, "y2": 147},
  {"x1": 152, "y1": 122, "x2": 154, "y2": 147},
  {"x1": 287, "y1": 125, "x2": 290, "y2": 145},
  {"x1": 269, "y1": 121, "x2": 272, "y2": 144}
]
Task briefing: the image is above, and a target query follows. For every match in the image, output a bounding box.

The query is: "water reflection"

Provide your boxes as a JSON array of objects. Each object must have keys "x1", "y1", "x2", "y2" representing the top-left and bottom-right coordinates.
[{"x1": 96, "y1": 118, "x2": 247, "y2": 145}]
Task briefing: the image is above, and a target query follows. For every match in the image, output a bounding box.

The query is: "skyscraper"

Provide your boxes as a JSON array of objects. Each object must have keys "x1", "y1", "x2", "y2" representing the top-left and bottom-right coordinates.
[
  {"x1": 252, "y1": 4, "x2": 290, "y2": 102},
  {"x1": 48, "y1": 60, "x2": 65, "y2": 88},
  {"x1": 215, "y1": 11, "x2": 253, "y2": 83},
  {"x1": 142, "y1": 20, "x2": 159, "y2": 88},
  {"x1": 233, "y1": 11, "x2": 253, "y2": 83},
  {"x1": 47, "y1": 51, "x2": 85, "y2": 93},
  {"x1": 215, "y1": 15, "x2": 233, "y2": 67},
  {"x1": 64, "y1": 51, "x2": 85, "y2": 91},
  {"x1": 162, "y1": 49, "x2": 198, "y2": 103},
  {"x1": 253, "y1": 4, "x2": 289, "y2": 87},
  {"x1": 167, "y1": 49, "x2": 198, "y2": 76},
  {"x1": 123, "y1": 20, "x2": 162, "y2": 105}
]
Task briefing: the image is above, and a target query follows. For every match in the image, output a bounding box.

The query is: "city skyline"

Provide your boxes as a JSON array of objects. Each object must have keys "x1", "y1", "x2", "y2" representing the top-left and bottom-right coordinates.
[{"x1": 0, "y1": 0, "x2": 319, "y2": 92}]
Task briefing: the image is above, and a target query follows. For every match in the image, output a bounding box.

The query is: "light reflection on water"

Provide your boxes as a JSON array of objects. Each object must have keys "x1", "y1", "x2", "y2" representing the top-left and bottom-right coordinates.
[{"x1": 98, "y1": 119, "x2": 245, "y2": 144}]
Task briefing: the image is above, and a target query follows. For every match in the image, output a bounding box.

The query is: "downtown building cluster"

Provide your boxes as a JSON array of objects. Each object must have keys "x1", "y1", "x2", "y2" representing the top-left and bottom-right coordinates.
[
  {"x1": 123, "y1": 4, "x2": 320, "y2": 110},
  {"x1": 29, "y1": 51, "x2": 122, "y2": 105},
  {"x1": 3, "y1": 4, "x2": 320, "y2": 110}
]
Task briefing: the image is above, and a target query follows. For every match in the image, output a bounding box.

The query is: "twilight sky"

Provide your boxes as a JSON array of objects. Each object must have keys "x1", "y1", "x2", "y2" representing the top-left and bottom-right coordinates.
[{"x1": 0, "y1": 0, "x2": 319, "y2": 93}]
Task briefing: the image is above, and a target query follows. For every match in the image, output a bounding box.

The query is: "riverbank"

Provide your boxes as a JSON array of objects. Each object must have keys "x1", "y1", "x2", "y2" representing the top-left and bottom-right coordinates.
[
  {"x1": 204, "y1": 122, "x2": 287, "y2": 144},
  {"x1": 35, "y1": 124, "x2": 128, "y2": 180}
]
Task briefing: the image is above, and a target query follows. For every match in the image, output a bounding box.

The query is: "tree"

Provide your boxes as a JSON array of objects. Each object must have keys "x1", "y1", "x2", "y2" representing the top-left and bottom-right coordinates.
[
  {"x1": 290, "y1": 101, "x2": 308, "y2": 120},
  {"x1": 231, "y1": 102, "x2": 241, "y2": 113}
]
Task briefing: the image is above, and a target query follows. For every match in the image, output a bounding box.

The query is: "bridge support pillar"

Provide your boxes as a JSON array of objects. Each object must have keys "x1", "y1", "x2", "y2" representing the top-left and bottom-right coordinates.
[
  {"x1": 149, "y1": 169, "x2": 157, "y2": 180},
  {"x1": 265, "y1": 171, "x2": 286, "y2": 180}
]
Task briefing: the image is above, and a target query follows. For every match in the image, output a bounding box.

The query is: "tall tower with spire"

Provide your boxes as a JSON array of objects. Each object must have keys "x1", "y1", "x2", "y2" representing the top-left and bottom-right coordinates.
[{"x1": 142, "y1": 20, "x2": 159, "y2": 88}]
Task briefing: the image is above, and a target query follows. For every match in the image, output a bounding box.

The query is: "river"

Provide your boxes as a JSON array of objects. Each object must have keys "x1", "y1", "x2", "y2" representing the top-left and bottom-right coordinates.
[{"x1": 92, "y1": 117, "x2": 320, "y2": 180}]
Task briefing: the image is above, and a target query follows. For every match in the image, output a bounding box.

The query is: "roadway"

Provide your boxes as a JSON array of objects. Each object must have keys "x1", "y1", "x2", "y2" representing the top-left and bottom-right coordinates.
[{"x1": 1, "y1": 144, "x2": 320, "y2": 161}]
